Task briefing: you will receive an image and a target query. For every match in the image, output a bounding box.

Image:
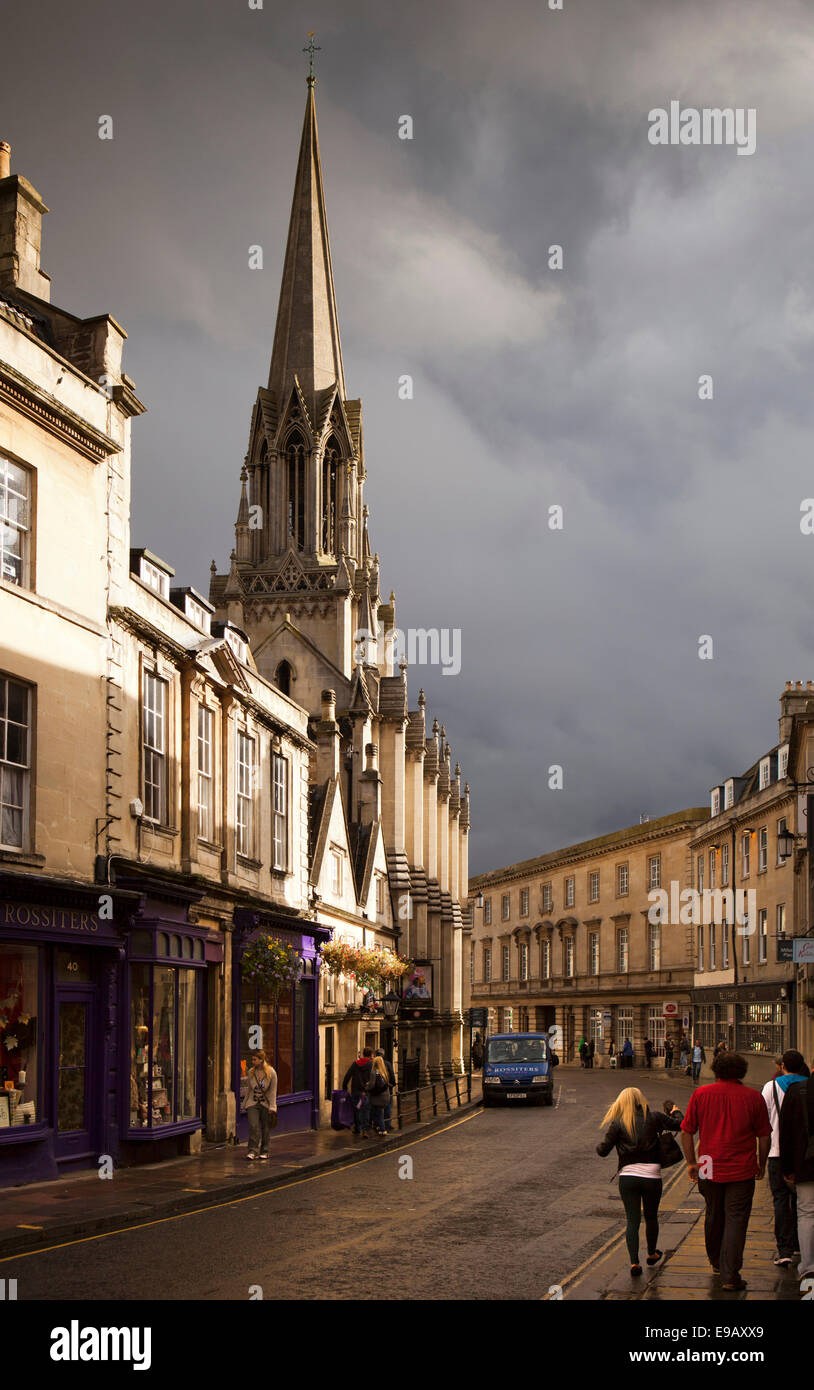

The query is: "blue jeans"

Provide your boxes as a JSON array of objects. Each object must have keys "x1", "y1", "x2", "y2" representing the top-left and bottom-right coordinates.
[
  {"x1": 352, "y1": 1095, "x2": 370, "y2": 1133},
  {"x1": 692, "y1": 1061, "x2": 702, "y2": 1082},
  {"x1": 370, "y1": 1105, "x2": 386, "y2": 1134}
]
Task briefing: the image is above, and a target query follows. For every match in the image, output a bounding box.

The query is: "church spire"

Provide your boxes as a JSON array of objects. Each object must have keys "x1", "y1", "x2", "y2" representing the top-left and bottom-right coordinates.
[{"x1": 267, "y1": 71, "x2": 346, "y2": 409}]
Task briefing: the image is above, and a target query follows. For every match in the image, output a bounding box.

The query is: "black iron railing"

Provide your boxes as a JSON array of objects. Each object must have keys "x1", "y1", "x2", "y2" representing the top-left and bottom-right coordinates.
[{"x1": 394, "y1": 1072, "x2": 481, "y2": 1129}]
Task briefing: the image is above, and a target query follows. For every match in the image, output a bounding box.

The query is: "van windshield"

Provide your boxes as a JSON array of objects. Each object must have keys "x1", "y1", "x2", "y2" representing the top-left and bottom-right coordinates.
[{"x1": 487, "y1": 1039, "x2": 548, "y2": 1064}]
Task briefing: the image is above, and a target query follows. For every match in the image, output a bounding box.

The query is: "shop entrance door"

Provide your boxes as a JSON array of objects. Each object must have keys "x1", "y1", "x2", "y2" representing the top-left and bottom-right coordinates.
[{"x1": 54, "y1": 987, "x2": 97, "y2": 1162}]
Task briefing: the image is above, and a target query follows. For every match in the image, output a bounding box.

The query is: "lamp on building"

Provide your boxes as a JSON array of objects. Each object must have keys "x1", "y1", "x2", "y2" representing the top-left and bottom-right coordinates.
[
  {"x1": 778, "y1": 825, "x2": 796, "y2": 860},
  {"x1": 383, "y1": 990, "x2": 401, "y2": 1021}
]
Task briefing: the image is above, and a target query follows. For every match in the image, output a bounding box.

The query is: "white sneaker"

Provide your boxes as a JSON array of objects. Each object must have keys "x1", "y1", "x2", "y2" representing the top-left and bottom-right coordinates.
[{"x1": 247, "y1": 1152, "x2": 256, "y2": 1161}]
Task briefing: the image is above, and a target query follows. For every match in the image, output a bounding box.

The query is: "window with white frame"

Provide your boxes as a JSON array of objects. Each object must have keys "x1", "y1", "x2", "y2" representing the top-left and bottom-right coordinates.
[
  {"x1": 777, "y1": 903, "x2": 786, "y2": 938},
  {"x1": 742, "y1": 924, "x2": 751, "y2": 966},
  {"x1": 542, "y1": 883, "x2": 552, "y2": 912},
  {"x1": 778, "y1": 745, "x2": 789, "y2": 779},
  {"x1": 541, "y1": 938, "x2": 551, "y2": 979},
  {"x1": 185, "y1": 596, "x2": 211, "y2": 635},
  {"x1": 375, "y1": 874, "x2": 386, "y2": 917},
  {"x1": 142, "y1": 672, "x2": 167, "y2": 823},
  {"x1": 721, "y1": 841, "x2": 729, "y2": 886},
  {"x1": 0, "y1": 456, "x2": 31, "y2": 588},
  {"x1": 758, "y1": 909, "x2": 767, "y2": 963},
  {"x1": 758, "y1": 827, "x2": 768, "y2": 872},
  {"x1": 330, "y1": 848, "x2": 343, "y2": 896},
  {"x1": 709, "y1": 848, "x2": 716, "y2": 889},
  {"x1": 648, "y1": 855, "x2": 661, "y2": 889},
  {"x1": 697, "y1": 924, "x2": 705, "y2": 971},
  {"x1": 759, "y1": 757, "x2": 771, "y2": 791},
  {"x1": 0, "y1": 676, "x2": 30, "y2": 848},
  {"x1": 484, "y1": 948, "x2": 491, "y2": 983},
  {"x1": 502, "y1": 944, "x2": 510, "y2": 981},
  {"x1": 236, "y1": 732, "x2": 254, "y2": 857},
  {"x1": 484, "y1": 898, "x2": 492, "y2": 925},
  {"x1": 225, "y1": 627, "x2": 248, "y2": 665},
  {"x1": 742, "y1": 832, "x2": 751, "y2": 876},
  {"x1": 588, "y1": 870, "x2": 600, "y2": 903},
  {"x1": 617, "y1": 927, "x2": 629, "y2": 973},
  {"x1": 589, "y1": 931, "x2": 599, "y2": 975},
  {"x1": 710, "y1": 923, "x2": 717, "y2": 970},
  {"x1": 724, "y1": 779, "x2": 734, "y2": 809},
  {"x1": 564, "y1": 936, "x2": 574, "y2": 977},
  {"x1": 649, "y1": 922, "x2": 661, "y2": 971},
  {"x1": 272, "y1": 752, "x2": 288, "y2": 870},
  {"x1": 197, "y1": 705, "x2": 214, "y2": 842},
  {"x1": 502, "y1": 894, "x2": 510, "y2": 920},
  {"x1": 139, "y1": 557, "x2": 170, "y2": 600},
  {"x1": 697, "y1": 855, "x2": 704, "y2": 891},
  {"x1": 616, "y1": 863, "x2": 628, "y2": 896},
  {"x1": 721, "y1": 927, "x2": 729, "y2": 969},
  {"x1": 565, "y1": 876, "x2": 575, "y2": 908},
  {"x1": 520, "y1": 943, "x2": 529, "y2": 980},
  {"x1": 711, "y1": 787, "x2": 721, "y2": 816},
  {"x1": 520, "y1": 887, "x2": 529, "y2": 917}
]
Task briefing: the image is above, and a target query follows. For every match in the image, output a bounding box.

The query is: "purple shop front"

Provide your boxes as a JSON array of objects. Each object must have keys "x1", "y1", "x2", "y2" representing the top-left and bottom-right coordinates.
[{"x1": 232, "y1": 910, "x2": 329, "y2": 1138}]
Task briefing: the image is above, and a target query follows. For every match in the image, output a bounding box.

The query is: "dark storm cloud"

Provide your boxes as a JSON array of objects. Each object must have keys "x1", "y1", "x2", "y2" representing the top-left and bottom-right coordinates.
[{"x1": 5, "y1": 0, "x2": 814, "y2": 871}]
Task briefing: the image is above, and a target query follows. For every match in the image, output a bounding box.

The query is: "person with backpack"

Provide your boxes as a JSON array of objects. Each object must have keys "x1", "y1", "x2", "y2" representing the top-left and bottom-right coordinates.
[
  {"x1": 761, "y1": 1049, "x2": 810, "y2": 1267},
  {"x1": 366, "y1": 1054, "x2": 391, "y2": 1136},
  {"x1": 342, "y1": 1047, "x2": 373, "y2": 1138},
  {"x1": 596, "y1": 1086, "x2": 682, "y2": 1276},
  {"x1": 244, "y1": 1050, "x2": 278, "y2": 1160},
  {"x1": 779, "y1": 1056, "x2": 814, "y2": 1287}
]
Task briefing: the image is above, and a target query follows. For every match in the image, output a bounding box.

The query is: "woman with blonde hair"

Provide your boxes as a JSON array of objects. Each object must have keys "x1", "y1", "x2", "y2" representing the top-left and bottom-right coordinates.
[
  {"x1": 597, "y1": 1086, "x2": 681, "y2": 1276},
  {"x1": 366, "y1": 1053, "x2": 391, "y2": 1137},
  {"x1": 244, "y1": 1049, "x2": 278, "y2": 1160}
]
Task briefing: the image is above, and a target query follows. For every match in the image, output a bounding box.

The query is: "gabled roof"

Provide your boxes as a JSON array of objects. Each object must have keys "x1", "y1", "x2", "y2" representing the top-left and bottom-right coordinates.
[{"x1": 267, "y1": 84, "x2": 346, "y2": 412}]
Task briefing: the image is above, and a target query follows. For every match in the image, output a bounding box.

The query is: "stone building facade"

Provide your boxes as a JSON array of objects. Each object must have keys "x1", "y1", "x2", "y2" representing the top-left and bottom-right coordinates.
[
  {"x1": 470, "y1": 809, "x2": 708, "y2": 1067},
  {"x1": 209, "y1": 80, "x2": 473, "y2": 1081}
]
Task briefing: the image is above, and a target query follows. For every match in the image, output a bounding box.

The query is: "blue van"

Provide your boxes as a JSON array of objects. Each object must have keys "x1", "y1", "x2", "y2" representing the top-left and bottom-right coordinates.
[{"x1": 482, "y1": 1032, "x2": 556, "y2": 1107}]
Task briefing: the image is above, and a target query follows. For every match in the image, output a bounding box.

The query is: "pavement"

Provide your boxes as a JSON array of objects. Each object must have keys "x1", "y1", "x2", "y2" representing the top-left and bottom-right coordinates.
[{"x1": 0, "y1": 1079, "x2": 483, "y2": 1261}]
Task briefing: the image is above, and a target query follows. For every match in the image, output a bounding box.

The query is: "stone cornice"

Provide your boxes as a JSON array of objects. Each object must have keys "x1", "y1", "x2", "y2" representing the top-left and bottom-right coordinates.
[{"x1": 0, "y1": 358, "x2": 121, "y2": 463}]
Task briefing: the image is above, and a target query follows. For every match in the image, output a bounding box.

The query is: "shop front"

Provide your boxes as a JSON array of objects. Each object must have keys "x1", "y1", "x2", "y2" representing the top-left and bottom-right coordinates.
[
  {"x1": 0, "y1": 880, "x2": 126, "y2": 1187},
  {"x1": 233, "y1": 910, "x2": 327, "y2": 1138},
  {"x1": 691, "y1": 981, "x2": 793, "y2": 1082}
]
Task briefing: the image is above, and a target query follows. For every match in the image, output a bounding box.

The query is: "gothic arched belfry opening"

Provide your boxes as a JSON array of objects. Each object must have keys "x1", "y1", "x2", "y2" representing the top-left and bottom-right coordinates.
[{"x1": 210, "y1": 62, "x2": 472, "y2": 1084}]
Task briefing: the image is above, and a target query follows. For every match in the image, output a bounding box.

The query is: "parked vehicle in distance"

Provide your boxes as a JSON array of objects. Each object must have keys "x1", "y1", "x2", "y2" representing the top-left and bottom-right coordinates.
[{"x1": 482, "y1": 1032, "x2": 555, "y2": 1107}]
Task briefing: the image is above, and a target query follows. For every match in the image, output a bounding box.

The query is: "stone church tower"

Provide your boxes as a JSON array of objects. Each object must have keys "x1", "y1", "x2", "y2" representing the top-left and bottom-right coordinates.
[{"x1": 210, "y1": 73, "x2": 472, "y2": 1079}]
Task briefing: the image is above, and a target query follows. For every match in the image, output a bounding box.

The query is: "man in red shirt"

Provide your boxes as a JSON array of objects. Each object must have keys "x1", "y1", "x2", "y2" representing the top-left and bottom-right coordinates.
[{"x1": 680, "y1": 1051, "x2": 771, "y2": 1291}]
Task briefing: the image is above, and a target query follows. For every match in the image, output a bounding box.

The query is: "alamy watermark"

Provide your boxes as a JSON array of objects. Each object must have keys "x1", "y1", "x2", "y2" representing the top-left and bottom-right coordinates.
[
  {"x1": 354, "y1": 627, "x2": 461, "y2": 676},
  {"x1": 648, "y1": 102, "x2": 756, "y2": 157},
  {"x1": 648, "y1": 882, "x2": 756, "y2": 931}
]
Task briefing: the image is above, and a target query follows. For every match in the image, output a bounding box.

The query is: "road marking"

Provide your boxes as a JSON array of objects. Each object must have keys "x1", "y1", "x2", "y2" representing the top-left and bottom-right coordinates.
[
  {"x1": 0, "y1": 1107, "x2": 486, "y2": 1264},
  {"x1": 554, "y1": 1085, "x2": 563, "y2": 1109},
  {"x1": 543, "y1": 1164, "x2": 687, "y2": 1299}
]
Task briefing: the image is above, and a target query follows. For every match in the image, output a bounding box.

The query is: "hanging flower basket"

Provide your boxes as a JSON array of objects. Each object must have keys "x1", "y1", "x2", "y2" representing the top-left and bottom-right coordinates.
[
  {"x1": 241, "y1": 935, "x2": 302, "y2": 1000},
  {"x1": 320, "y1": 941, "x2": 412, "y2": 994}
]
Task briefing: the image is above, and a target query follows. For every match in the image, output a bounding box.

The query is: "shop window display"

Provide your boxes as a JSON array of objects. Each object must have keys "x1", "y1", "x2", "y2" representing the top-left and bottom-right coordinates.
[
  {"x1": 130, "y1": 961, "x2": 200, "y2": 1129},
  {"x1": 0, "y1": 942, "x2": 39, "y2": 1127}
]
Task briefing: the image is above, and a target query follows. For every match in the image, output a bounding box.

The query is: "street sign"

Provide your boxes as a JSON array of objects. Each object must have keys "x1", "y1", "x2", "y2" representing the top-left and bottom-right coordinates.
[
  {"x1": 777, "y1": 937, "x2": 794, "y2": 963},
  {"x1": 663, "y1": 1001, "x2": 679, "y2": 1018},
  {"x1": 793, "y1": 938, "x2": 814, "y2": 963}
]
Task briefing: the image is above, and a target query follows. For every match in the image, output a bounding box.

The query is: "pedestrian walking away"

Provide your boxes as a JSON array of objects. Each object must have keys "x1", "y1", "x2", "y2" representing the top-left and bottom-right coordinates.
[
  {"x1": 644, "y1": 1038, "x2": 653, "y2": 1070},
  {"x1": 342, "y1": 1047, "x2": 374, "y2": 1137},
  {"x1": 588, "y1": 1038, "x2": 595, "y2": 1070},
  {"x1": 679, "y1": 1035, "x2": 689, "y2": 1073},
  {"x1": 375, "y1": 1048, "x2": 396, "y2": 1133},
  {"x1": 596, "y1": 1086, "x2": 682, "y2": 1276},
  {"x1": 691, "y1": 1040, "x2": 705, "y2": 1083},
  {"x1": 366, "y1": 1054, "x2": 391, "y2": 1135},
  {"x1": 244, "y1": 1050, "x2": 278, "y2": 1160},
  {"x1": 579, "y1": 1036, "x2": 588, "y2": 1068},
  {"x1": 664, "y1": 1038, "x2": 674, "y2": 1070},
  {"x1": 680, "y1": 1051, "x2": 771, "y2": 1291},
  {"x1": 761, "y1": 1049, "x2": 810, "y2": 1267},
  {"x1": 622, "y1": 1036, "x2": 633, "y2": 1070},
  {"x1": 779, "y1": 1056, "x2": 814, "y2": 1288}
]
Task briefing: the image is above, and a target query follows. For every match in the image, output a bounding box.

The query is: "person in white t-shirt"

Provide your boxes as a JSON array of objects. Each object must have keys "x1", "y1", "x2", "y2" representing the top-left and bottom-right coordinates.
[{"x1": 761, "y1": 1049, "x2": 810, "y2": 1266}]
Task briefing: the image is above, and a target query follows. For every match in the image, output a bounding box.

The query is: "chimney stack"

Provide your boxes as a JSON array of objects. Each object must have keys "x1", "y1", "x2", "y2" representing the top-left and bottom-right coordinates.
[
  {"x1": 359, "y1": 742, "x2": 381, "y2": 826},
  {"x1": 0, "y1": 144, "x2": 10, "y2": 180},
  {"x1": 0, "y1": 145, "x2": 51, "y2": 301},
  {"x1": 779, "y1": 681, "x2": 814, "y2": 744},
  {"x1": 315, "y1": 689, "x2": 341, "y2": 783}
]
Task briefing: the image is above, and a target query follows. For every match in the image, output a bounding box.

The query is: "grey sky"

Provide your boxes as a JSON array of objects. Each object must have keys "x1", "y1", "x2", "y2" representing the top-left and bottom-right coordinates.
[{"x1": 5, "y1": 0, "x2": 814, "y2": 873}]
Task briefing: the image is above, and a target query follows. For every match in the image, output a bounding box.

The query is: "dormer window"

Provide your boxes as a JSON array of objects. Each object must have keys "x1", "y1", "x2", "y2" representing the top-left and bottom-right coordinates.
[
  {"x1": 224, "y1": 627, "x2": 247, "y2": 665},
  {"x1": 758, "y1": 756, "x2": 772, "y2": 791},
  {"x1": 140, "y1": 558, "x2": 170, "y2": 599},
  {"x1": 724, "y1": 779, "x2": 734, "y2": 810},
  {"x1": 710, "y1": 787, "x2": 722, "y2": 816},
  {"x1": 778, "y1": 744, "x2": 789, "y2": 779},
  {"x1": 185, "y1": 597, "x2": 211, "y2": 634}
]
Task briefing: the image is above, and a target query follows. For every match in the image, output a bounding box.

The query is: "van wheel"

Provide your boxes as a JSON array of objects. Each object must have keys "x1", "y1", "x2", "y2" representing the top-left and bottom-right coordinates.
[{"x1": 543, "y1": 1091, "x2": 554, "y2": 1106}]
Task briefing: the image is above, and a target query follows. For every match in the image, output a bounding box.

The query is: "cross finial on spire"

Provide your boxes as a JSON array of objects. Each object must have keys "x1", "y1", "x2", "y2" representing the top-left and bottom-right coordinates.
[{"x1": 303, "y1": 31, "x2": 320, "y2": 86}]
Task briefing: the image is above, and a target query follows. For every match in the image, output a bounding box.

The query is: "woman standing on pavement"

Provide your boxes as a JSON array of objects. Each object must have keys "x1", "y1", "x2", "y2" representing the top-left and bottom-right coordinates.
[
  {"x1": 597, "y1": 1086, "x2": 682, "y2": 1277},
  {"x1": 366, "y1": 1054, "x2": 391, "y2": 1136},
  {"x1": 244, "y1": 1050, "x2": 278, "y2": 1160}
]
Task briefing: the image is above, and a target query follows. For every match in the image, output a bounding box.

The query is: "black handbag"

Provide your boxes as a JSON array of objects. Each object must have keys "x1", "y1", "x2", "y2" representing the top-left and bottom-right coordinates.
[{"x1": 658, "y1": 1128, "x2": 683, "y2": 1168}]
